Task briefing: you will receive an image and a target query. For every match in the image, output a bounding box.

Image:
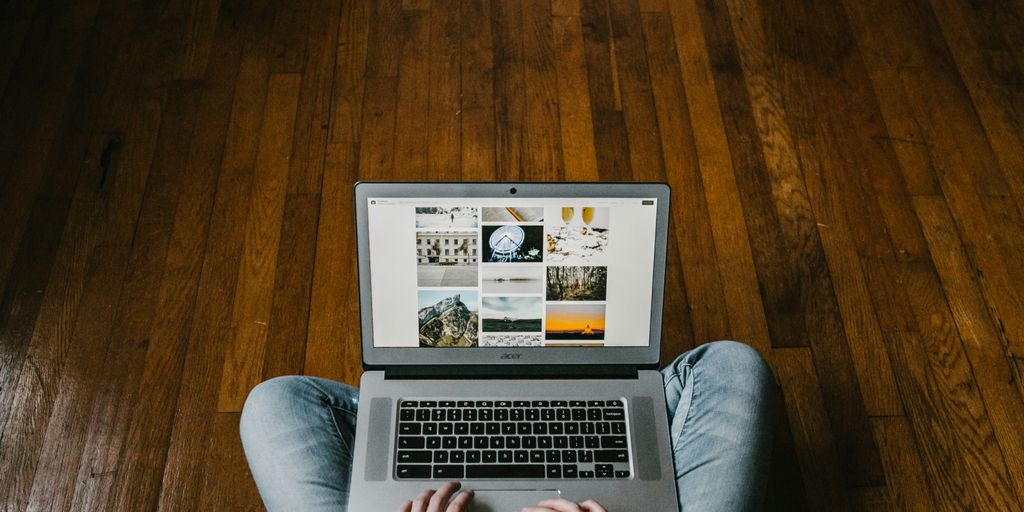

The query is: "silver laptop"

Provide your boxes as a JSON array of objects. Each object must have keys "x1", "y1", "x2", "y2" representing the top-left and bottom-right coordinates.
[{"x1": 348, "y1": 182, "x2": 678, "y2": 511}]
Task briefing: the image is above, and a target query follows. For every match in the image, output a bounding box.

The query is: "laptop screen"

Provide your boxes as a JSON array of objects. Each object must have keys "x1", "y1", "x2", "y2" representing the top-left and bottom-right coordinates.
[{"x1": 366, "y1": 197, "x2": 659, "y2": 349}]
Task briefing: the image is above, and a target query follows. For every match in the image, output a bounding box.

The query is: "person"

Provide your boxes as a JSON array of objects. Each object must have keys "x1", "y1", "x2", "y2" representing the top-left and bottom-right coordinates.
[{"x1": 240, "y1": 341, "x2": 778, "y2": 511}]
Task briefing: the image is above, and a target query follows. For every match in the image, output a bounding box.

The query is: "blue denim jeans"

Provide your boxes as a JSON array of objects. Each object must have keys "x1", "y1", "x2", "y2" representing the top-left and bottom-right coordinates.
[{"x1": 240, "y1": 341, "x2": 777, "y2": 511}]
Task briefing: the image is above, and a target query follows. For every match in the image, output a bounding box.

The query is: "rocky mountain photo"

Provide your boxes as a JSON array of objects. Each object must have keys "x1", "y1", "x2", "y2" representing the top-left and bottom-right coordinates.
[{"x1": 417, "y1": 293, "x2": 479, "y2": 347}]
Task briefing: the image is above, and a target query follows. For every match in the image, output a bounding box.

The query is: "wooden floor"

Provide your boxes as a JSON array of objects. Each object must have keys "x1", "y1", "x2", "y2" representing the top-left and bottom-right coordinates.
[{"x1": 1, "y1": 0, "x2": 1023, "y2": 510}]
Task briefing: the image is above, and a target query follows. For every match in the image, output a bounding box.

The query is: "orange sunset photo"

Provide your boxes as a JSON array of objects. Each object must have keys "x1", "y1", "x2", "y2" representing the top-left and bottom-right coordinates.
[{"x1": 545, "y1": 304, "x2": 606, "y2": 341}]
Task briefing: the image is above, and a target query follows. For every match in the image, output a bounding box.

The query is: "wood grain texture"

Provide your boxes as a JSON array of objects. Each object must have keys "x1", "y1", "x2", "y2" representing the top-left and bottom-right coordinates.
[{"x1": 2, "y1": 0, "x2": 1024, "y2": 510}]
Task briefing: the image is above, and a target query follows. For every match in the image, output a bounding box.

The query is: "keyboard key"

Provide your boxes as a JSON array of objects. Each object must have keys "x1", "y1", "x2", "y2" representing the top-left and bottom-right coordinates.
[
  {"x1": 432, "y1": 410, "x2": 445, "y2": 421},
  {"x1": 531, "y1": 400, "x2": 549, "y2": 407},
  {"x1": 433, "y1": 451, "x2": 448, "y2": 463},
  {"x1": 464, "y1": 410, "x2": 477, "y2": 421},
  {"x1": 396, "y1": 465, "x2": 431, "y2": 479},
  {"x1": 400, "y1": 409, "x2": 414, "y2": 421},
  {"x1": 474, "y1": 436, "x2": 488, "y2": 449},
  {"x1": 571, "y1": 409, "x2": 586, "y2": 421},
  {"x1": 439, "y1": 423, "x2": 453, "y2": 435},
  {"x1": 402, "y1": 400, "x2": 418, "y2": 408},
  {"x1": 398, "y1": 437, "x2": 425, "y2": 449},
  {"x1": 442, "y1": 437, "x2": 456, "y2": 448},
  {"x1": 579, "y1": 470, "x2": 595, "y2": 478},
  {"x1": 523, "y1": 436, "x2": 537, "y2": 449},
  {"x1": 397, "y1": 451, "x2": 431, "y2": 463},
  {"x1": 615, "y1": 470, "x2": 630, "y2": 478},
  {"x1": 471, "y1": 424, "x2": 484, "y2": 435},
  {"x1": 427, "y1": 437, "x2": 441, "y2": 449},
  {"x1": 612, "y1": 422, "x2": 626, "y2": 434},
  {"x1": 594, "y1": 450, "x2": 629, "y2": 463},
  {"x1": 538, "y1": 437, "x2": 552, "y2": 449},
  {"x1": 587, "y1": 409, "x2": 601, "y2": 421},
  {"x1": 541, "y1": 410, "x2": 555, "y2": 421},
  {"x1": 490, "y1": 437, "x2": 504, "y2": 449},
  {"x1": 530, "y1": 450, "x2": 545, "y2": 463},
  {"x1": 596, "y1": 464, "x2": 614, "y2": 478},
  {"x1": 483, "y1": 451, "x2": 497, "y2": 463},
  {"x1": 467, "y1": 450, "x2": 481, "y2": 463},
  {"x1": 458, "y1": 401, "x2": 474, "y2": 407},
  {"x1": 416, "y1": 410, "x2": 430, "y2": 421},
  {"x1": 562, "y1": 450, "x2": 577, "y2": 462},
  {"x1": 511, "y1": 409, "x2": 524, "y2": 421},
  {"x1": 499, "y1": 450, "x2": 513, "y2": 463},
  {"x1": 453, "y1": 451, "x2": 467, "y2": 464},
  {"x1": 546, "y1": 450, "x2": 561, "y2": 463},
  {"x1": 607, "y1": 399, "x2": 623, "y2": 407},
  {"x1": 475, "y1": 401, "x2": 493, "y2": 407},
  {"x1": 535, "y1": 424, "x2": 547, "y2": 435},
  {"x1": 570, "y1": 400, "x2": 585, "y2": 407},
  {"x1": 514, "y1": 450, "x2": 529, "y2": 463},
  {"x1": 506, "y1": 436, "x2": 520, "y2": 448},
  {"x1": 433, "y1": 465, "x2": 465, "y2": 479},
  {"x1": 420, "y1": 401, "x2": 437, "y2": 408},
  {"x1": 495, "y1": 409, "x2": 509, "y2": 421},
  {"x1": 486, "y1": 423, "x2": 500, "y2": 435},
  {"x1": 423, "y1": 423, "x2": 437, "y2": 435},
  {"x1": 502, "y1": 423, "x2": 516, "y2": 435},
  {"x1": 440, "y1": 401, "x2": 456, "y2": 408},
  {"x1": 570, "y1": 436, "x2": 584, "y2": 449},
  {"x1": 547, "y1": 465, "x2": 562, "y2": 478},
  {"x1": 446, "y1": 409, "x2": 461, "y2": 421},
  {"x1": 597, "y1": 422, "x2": 609, "y2": 435},
  {"x1": 588, "y1": 401, "x2": 605, "y2": 407},
  {"x1": 566, "y1": 423, "x2": 579, "y2": 434},
  {"x1": 603, "y1": 409, "x2": 625, "y2": 421},
  {"x1": 496, "y1": 401, "x2": 511, "y2": 408},
  {"x1": 585, "y1": 436, "x2": 599, "y2": 448},
  {"x1": 563, "y1": 465, "x2": 578, "y2": 478},
  {"x1": 514, "y1": 400, "x2": 530, "y2": 407},
  {"x1": 600, "y1": 436, "x2": 627, "y2": 449},
  {"x1": 578, "y1": 450, "x2": 593, "y2": 463},
  {"x1": 399, "y1": 423, "x2": 420, "y2": 435},
  {"x1": 517, "y1": 423, "x2": 531, "y2": 435},
  {"x1": 458, "y1": 436, "x2": 473, "y2": 449},
  {"x1": 466, "y1": 464, "x2": 545, "y2": 479},
  {"x1": 554, "y1": 436, "x2": 568, "y2": 449},
  {"x1": 479, "y1": 410, "x2": 493, "y2": 421},
  {"x1": 552, "y1": 400, "x2": 568, "y2": 407},
  {"x1": 455, "y1": 423, "x2": 469, "y2": 435},
  {"x1": 526, "y1": 409, "x2": 540, "y2": 421}
]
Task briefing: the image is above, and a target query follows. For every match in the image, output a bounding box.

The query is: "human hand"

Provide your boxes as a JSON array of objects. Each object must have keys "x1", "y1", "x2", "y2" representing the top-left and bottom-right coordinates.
[
  {"x1": 397, "y1": 481, "x2": 474, "y2": 512},
  {"x1": 521, "y1": 498, "x2": 608, "y2": 512}
]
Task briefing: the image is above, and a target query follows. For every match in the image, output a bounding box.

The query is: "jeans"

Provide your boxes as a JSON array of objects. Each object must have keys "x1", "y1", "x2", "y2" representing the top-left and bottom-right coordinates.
[{"x1": 240, "y1": 341, "x2": 778, "y2": 511}]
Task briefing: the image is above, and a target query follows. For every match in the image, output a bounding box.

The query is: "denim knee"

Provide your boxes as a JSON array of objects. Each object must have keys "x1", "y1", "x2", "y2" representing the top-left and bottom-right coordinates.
[
  {"x1": 666, "y1": 341, "x2": 776, "y2": 398},
  {"x1": 240, "y1": 376, "x2": 308, "y2": 444}
]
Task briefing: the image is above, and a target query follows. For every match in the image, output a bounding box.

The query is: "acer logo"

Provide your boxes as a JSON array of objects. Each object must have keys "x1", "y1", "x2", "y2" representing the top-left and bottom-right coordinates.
[{"x1": 500, "y1": 353, "x2": 522, "y2": 360}]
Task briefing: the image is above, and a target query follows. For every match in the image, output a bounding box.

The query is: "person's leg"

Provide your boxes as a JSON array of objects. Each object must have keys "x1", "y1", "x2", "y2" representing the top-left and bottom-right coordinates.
[
  {"x1": 239, "y1": 376, "x2": 359, "y2": 512},
  {"x1": 661, "y1": 341, "x2": 778, "y2": 512}
]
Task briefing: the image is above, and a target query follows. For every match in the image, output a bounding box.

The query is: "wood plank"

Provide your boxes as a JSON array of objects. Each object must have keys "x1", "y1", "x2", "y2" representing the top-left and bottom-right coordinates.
[
  {"x1": 666, "y1": 0, "x2": 772, "y2": 353},
  {"x1": 608, "y1": 0, "x2": 664, "y2": 184},
  {"x1": 197, "y1": 413, "x2": 263, "y2": 510},
  {"x1": 460, "y1": 0, "x2": 496, "y2": 182},
  {"x1": 392, "y1": 10, "x2": 430, "y2": 180},
  {"x1": 217, "y1": 73, "x2": 303, "y2": 412},
  {"x1": 305, "y1": 142, "x2": 361, "y2": 383},
  {"x1": 490, "y1": 0, "x2": 525, "y2": 181},
  {"x1": 426, "y1": 0, "x2": 461, "y2": 181},
  {"x1": 521, "y1": 0, "x2": 564, "y2": 182},
  {"x1": 551, "y1": 15, "x2": 598, "y2": 182},
  {"x1": 329, "y1": 0, "x2": 370, "y2": 144},
  {"x1": 156, "y1": 30, "x2": 272, "y2": 510},
  {"x1": 176, "y1": 0, "x2": 222, "y2": 78},
  {"x1": 551, "y1": 0, "x2": 580, "y2": 18},
  {"x1": 871, "y1": 415, "x2": 939, "y2": 512},
  {"x1": 772, "y1": 348, "x2": 851, "y2": 511},
  {"x1": 0, "y1": 24, "x2": 89, "y2": 316},
  {"x1": 364, "y1": 0, "x2": 401, "y2": 78},
  {"x1": 0, "y1": 134, "x2": 110, "y2": 512},
  {"x1": 915, "y1": 195, "x2": 1024, "y2": 505},
  {"x1": 700, "y1": 0, "x2": 885, "y2": 485},
  {"x1": 0, "y1": 0, "x2": 39, "y2": 96},
  {"x1": 928, "y1": 0, "x2": 1024, "y2": 211},
  {"x1": 580, "y1": 0, "x2": 631, "y2": 181},
  {"x1": 642, "y1": 12, "x2": 731, "y2": 346},
  {"x1": 268, "y1": 0, "x2": 309, "y2": 74}
]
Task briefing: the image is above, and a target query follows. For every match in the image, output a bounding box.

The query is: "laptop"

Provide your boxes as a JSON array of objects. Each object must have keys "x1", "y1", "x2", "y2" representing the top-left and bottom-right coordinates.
[{"x1": 348, "y1": 182, "x2": 678, "y2": 511}]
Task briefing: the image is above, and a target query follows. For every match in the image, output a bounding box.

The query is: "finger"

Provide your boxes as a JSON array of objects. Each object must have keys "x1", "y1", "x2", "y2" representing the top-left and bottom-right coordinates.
[
  {"x1": 398, "y1": 501, "x2": 413, "y2": 512},
  {"x1": 446, "y1": 489, "x2": 474, "y2": 512},
  {"x1": 411, "y1": 489, "x2": 435, "y2": 512},
  {"x1": 579, "y1": 500, "x2": 608, "y2": 512},
  {"x1": 535, "y1": 499, "x2": 583, "y2": 512},
  {"x1": 520, "y1": 508, "x2": 555, "y2": 512},
  {"x1": 428, "y1": 482, "x2": 461, "y2": 511}
]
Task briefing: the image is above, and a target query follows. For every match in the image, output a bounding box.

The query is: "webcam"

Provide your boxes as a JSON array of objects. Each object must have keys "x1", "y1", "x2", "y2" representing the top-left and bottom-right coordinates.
[{"x1": 509, "y1": 187, "x2": 517, "y2": 195}]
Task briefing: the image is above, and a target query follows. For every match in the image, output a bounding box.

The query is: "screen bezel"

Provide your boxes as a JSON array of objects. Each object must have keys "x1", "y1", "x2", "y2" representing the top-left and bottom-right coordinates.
[{"x1": 354, "y1": 182, "x2": 670, "y2": 368}]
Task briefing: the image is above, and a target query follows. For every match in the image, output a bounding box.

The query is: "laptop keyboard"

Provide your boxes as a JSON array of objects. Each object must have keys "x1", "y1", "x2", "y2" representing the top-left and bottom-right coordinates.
[{"x1": 394, "y1": 399, "x2": 631, "y2": 480}]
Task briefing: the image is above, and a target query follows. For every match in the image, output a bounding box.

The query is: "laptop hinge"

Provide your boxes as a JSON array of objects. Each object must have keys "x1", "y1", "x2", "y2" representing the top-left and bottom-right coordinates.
[{"x1": 382, "y1": 365, "x2": 640, "y2": 380}]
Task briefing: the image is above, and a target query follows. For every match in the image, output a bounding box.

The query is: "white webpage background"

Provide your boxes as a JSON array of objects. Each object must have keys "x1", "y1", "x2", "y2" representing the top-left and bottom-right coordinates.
[{"x1": 367, "y1": 198, "x2": 657, "y2": 347}]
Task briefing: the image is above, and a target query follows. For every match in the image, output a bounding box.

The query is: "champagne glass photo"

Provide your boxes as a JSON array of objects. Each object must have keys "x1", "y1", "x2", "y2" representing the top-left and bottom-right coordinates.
[{"x1": 561, "y1": 206, "x2": 574, "y2": 227}]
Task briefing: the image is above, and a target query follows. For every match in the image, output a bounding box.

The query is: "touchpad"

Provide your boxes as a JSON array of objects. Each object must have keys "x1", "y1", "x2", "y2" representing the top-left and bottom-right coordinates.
[{"x1": 469, "y1": 489, "x2": 561, "y2": 512}]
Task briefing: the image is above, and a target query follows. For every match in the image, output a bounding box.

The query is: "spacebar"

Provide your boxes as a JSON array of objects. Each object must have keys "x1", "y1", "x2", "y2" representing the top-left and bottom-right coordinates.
[{"x1": 466, "y1": 465, "x2": 546, "y2": 479}]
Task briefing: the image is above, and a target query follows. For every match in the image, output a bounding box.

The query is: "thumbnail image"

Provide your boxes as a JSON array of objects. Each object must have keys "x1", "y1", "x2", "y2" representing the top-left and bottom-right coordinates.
[
  {"x1": 482, "y1": 207, "x2": 544, "y2": 223},
  {"x1": 546, "y1": 207, "x2": 610, "y2": 264},
  {"x1": 546, "y1": 304, "x2": 606, "y2": 341},
  {"x1": 546, "y1": 266, "x2": 607, "y2": 301},
  {"x1": 417, "y1": 290, "x2": 479, "y2": 347},
  {"x1": 416, "y1": 231, "x2": 479, "y2": 286},
  {"x1": 415, "y1": 207, "x2": 479, "y2": 228},
  {"x1": 481, "y1": 264, "x2": 544, "y2": 294},
  {"x1": 482, "y1": 225, "x2": 544, "y2": 263},
  {"x1": 481, "y1": 297, "x2": 543, "y2": 332},
  {"x1": 481, "y1": 334, "x2": 543, "y2": 347}
]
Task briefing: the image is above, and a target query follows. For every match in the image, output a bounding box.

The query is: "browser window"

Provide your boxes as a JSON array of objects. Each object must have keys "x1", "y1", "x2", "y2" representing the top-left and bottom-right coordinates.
[{"x1": 367, "y1": 198, "x2": 658, "y2": 348}]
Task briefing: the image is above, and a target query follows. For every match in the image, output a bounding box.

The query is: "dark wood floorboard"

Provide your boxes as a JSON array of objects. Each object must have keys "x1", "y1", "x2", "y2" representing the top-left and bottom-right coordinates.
[{"x1": 1, "y1": 0, "x2": 1023, "y2": 510}]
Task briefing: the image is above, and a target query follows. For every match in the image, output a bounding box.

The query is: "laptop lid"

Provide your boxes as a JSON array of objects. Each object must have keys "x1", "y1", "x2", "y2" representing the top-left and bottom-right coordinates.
[{"x1": 354, "y1": 182, "x2": 670, "y2": 369}]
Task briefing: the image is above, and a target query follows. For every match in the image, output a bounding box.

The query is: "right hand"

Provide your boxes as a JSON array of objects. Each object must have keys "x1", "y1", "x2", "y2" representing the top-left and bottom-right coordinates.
[
  {"x1": 521, "y1": 498, "x2": 608, "y2": 512},
  {"x1": 397, "y1": 481, "x2": 474, "y2": 512}
]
